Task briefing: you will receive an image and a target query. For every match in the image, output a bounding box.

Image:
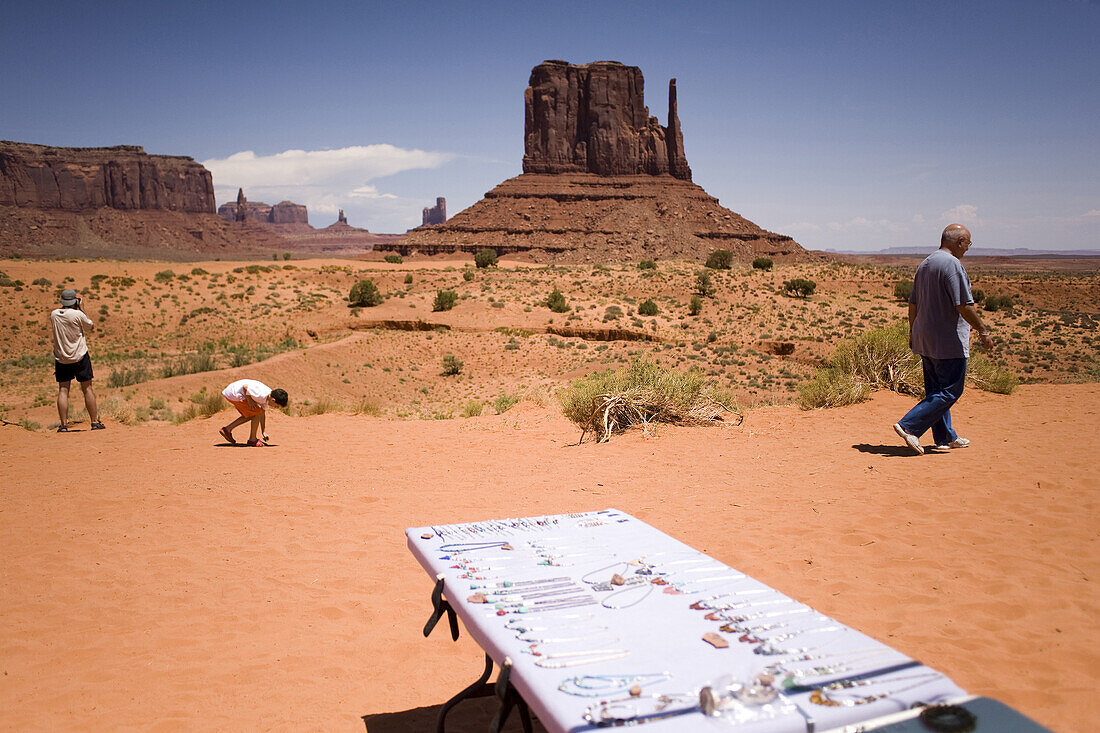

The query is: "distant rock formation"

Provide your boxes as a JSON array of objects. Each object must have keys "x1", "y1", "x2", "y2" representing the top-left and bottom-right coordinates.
[
  {"x1": 218, "y1": 197, "x2": 308, "y2": 225},
  {"x1": 422, "y1": 197, "x2": 446, "y2": 225},
  {"x1": 338, "y1": 209, "x2": 347, "y2": 224},
  {"x1": 522, "y1": 60, "x2": 691, "y2": 180},
  {"x1": 0, "y1": 141, "x2": 215, "y2": 212},
  {"x1": 396, "y1": 60, "x2": 809, "y2": 263},
  {"x1": 235, "y1": 188, "x2": 247, "y2": 222}
]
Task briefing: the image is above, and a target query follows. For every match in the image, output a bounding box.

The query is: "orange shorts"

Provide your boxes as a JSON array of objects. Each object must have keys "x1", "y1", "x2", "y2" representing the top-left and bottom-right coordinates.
[{"x1": 228, "y1": 398, "x2": 263, "y2": 418}]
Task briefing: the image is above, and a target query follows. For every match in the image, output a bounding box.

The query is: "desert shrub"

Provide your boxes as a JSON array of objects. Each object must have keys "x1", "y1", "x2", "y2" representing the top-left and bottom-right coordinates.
[
  {"x1": 972, "y1": 289, "x2": 985, "y2": 303},
  {"x1": 441, "y1": 354, "x2": 463, "y2": 375},
  {"x1": 638, "y1": 299, "x2": 659, "y2": 316},
  {"x1": 174, "y1": 391, "x2": 226, "y2": 423},
  {"x1": 301, "y1": 396, "x2": 340, "y2": 415},
  {"x1": 705, "y1": 249, "x2": 733, "y2": 270},
  {"x1": 603, "y1": 305, "x2": 623, "y2": 321},
  {"x1": 638, "y1": 259, "x2": 657, "y2": 270},
  {"x1": 545, "y1": 288, "x2": 570, "y2": 313},
  {"x1": 433, "y1": 289, "x2": 458, "y2": 311},
  {"x1": 354, "y1": 398, "x2": 383, "y2": 416},
  {"x1": 154, "y1": 269, "x2": 175, "y2": 283},
  {"x1": 384, "y1": 253, "x2": 403, "y2": 264},
  {"x1": 107, "y1": 365, "x2": 150, "y2": 388},
  {"x1": 689, "y1": 295, "x2": 703, "y2": 316},
  {"x1": 283, "y1": 252, "x2": 291, "y2": 260},
  {"x1": 893, "y1": 279, "x2": 913, "y2": 302},
  {"x1": 404, "y1": 274, "x2": 413, "y2": 284},
  {"x1": 474, "y1": 248, "x2": 498, "y2": 268},
  {"x1": 190, "y1": 268, "x2": 208, "y2": 276},
  {"x1": 983, "y1": 293, "x2": 1015, "y2": 311},
  {"x1": 272, "y1": 253, "x2": 279, "y2": 261},
  {"x1": 558, "y1": 358, "x2": 741, "y2": 443},
  {"x1": 349, "y1": 279, "x2": 384, "y2": 307},
  {"x1": 33, "y1": 277, "x2": 52, "y2": 286},
  {"x1": 967, "y1": 353, "x2": 1019, "y2": 394},
  {"x1": 494, "y1": 392, "x2": 521, "y2": 414},
  {"x1": 160, "y1": 352, "x2": 218, "y2": 379},
  {"x1": 99, "y1": 395, "x2": 138, "y2": 425},
  {"x1": 461, "y1": 399, "x2": 484, "y2": 418},
  {"x1": 752, "y1": 257, "x2": 773, "y2": 271},
  {"x1": 797, "y1": 368, "x2": 872, "y2": 410},
  {"x1": 828, "y1": 320, "x2": 922, "y2": 396},
  {"x1": 695, "y1": 270, "x2": 715, "y2": 297},
  {"x1": 463, "y1": 268, "x2": 476, "y2": 281},
  {"x1": 783, "y1": 278, "x2": 817, "y2": 298}
]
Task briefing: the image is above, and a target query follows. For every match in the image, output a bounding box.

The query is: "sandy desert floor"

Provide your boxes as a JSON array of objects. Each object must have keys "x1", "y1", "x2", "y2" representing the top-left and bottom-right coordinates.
[{"x1": 1, "y1": 383, "x2": 1096, "y2": 731}]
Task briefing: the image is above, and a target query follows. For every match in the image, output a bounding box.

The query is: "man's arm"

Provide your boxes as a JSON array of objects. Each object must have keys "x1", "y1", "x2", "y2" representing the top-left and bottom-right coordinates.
[
  {"x1": 956, "y1": 303, "x2": 994, "y2": 351},
  {"x1": 908, "y1": 303, "x2": 917, "y2": 348},
  {"x1": 259, "y1": 409, "x2": 268, "y2": 441}
]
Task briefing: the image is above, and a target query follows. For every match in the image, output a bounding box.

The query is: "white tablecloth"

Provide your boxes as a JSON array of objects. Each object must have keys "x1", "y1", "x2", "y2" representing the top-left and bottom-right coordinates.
[{"x1": 407, "y1": 509, "x2": 965, "y2": 733}]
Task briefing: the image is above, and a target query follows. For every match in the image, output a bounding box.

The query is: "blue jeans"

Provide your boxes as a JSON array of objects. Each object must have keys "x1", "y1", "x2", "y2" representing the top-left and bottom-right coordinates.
[{"x1": 898, "y1": 356, "x2": 966, "y2": 446}]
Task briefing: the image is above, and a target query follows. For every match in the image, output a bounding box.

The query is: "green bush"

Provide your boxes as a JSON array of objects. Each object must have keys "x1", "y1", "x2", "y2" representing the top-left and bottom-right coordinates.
[
  {"x1": 174, "y1": 391, "x2": 227, "y2": 423},
  {"x1": 546, "y1": 288, "x2": 570, "y2": 313},
  {"x1": 752, "y1": 257, "x2": 773, "y2": 271},
  {"x1": 972, "y1": 289, "x2": 985, "y2": 303},
  {"x1": 461, "y1": 399, "x2": 484, "y2": 417},
  {"x1": 474, "y1": 248, "x2": 498, "y2": 268},
  {"x1": 154, "y1": 269, "x2": 175, "y2": 283},
  {"x1": 32, "y1": 277, "x2": 52, "y2": 286},
  {"x1": 983, "y1": 293, "x2": 1014, "y2": 311},
  {"x1": 783, "y1": 278, "x2": 817, "y2": 298},
  {"x1": 349, "y1": 279, "x2": 384, "y2": 307},
  {"x1": 638, "y1": 259, "x2": 657, "y2": 270},
  {"x1": 494, "y1": 392, "x2": 521, "y2": 414},
  {"x1": 160, "y1": 352, "x2": 218, "y2": 379},
  {"x1": 404, "y1": 274, "x2": 413, "y2": 285},
  {"x1": 463, "y1": 268, "x2": 476, "y2": 281},
  {"x1": 433, "y1": 289, "x2": 458, "y2": 311},
  {"x1": 107, "y1": 365, "x2": 150, "y2": 388},
  {"x1": 283, "y1": 252, "x2": 291, "y2": 260},
  {"x1": 695, "y1": 270, "x2": 715, "y2": 297},
  {"x1": 689, "y1": 295, "x2": 703, "y2": 316},
  {"x1": 384, "y1": 253, "x2": 403, "y2": 264},
  {"x1": 638, "y1": 299, "x2": 659, "y2": 316},
  {"x1": 441, "y1": 354, "x2": 463, "y2": 375},
  {"x1": 190, "y1": 268, "x2": 208, "y2": 276},
  {"x1": 893, "y1": 280, "x2": 913, "y2": 302},
  {"x1": 705, "y1": 249, "x2": 733, "y2": 270},
  {"x1": 603, "y1": 305, "x2": 623, "y2": 321},
  {"x1": 557, "y1": 358, "x2": 739, "y2": 442}
]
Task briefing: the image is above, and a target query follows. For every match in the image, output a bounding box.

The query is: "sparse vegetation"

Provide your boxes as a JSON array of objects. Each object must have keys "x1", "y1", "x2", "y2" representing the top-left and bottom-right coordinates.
[
  {"x1": 384, "y1": 254, "x2": 403, "y2": 264},
  {"x1": 893, "y1": 279, "x2": 913, "y2": 302},
  {"x1": 695, "y1": 270, "x2": 715, "y2": 297},
  {"x1": 474, "y1": 248, "x2": 499, "y2": 268},
  {"x1": 983, "y1": 293, "x2": 1015, "y2": 312},
  {"x1": 705, "y1": 249, "x2": 733, "y2": 270},
  {"x1": 637, "y1": 299, "x2": 659, "y2": 316},
  {"x1": 349, "y1": 279, "x2": 384, "y2": 307},
  {"x1": 433, "y1": 289, "x2": 458, "y2": 311},
  {"x1": 546, "y1": 288, "x2": 570, "y2": 313},
  {"x1": 689, "y1": 295, "x2": 703, "y2": 316},
  {"x1": 441, "y1": 354, "x2": 463, "y2": 375},
  {"x1": 638, "y1": 259, "x2": 657, "y2": 270},
  {"x1": 783, "y1": 278, "x2": 817, "y2": 298},
  {"x1": 558, "y1": 358, "x2": 741, "y2": 443},
  {"x1": 752, "y1": 257, "x2": 773, "y2": 271}
]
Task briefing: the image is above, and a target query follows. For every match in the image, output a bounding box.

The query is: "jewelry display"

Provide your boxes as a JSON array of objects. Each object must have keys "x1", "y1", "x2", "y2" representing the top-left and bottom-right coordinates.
[
  {"x1": 533, "y1": 648, "x2": 630, "y2": 668},
  {"x1": 600, "y1": 582, "x2": 654, "y2": 610},
  {"x1": 557, "y1": 672, "x2": 672, "y2": 698},
  {"x1": 808, "y1": 671, "x2": 942, "y2": 707},
  {"x1": 698, "y1": 672, "x2": 798, "y2": 725},
  {"x1": 582, "y1": 693, "x2": 697, "y2": 727}
]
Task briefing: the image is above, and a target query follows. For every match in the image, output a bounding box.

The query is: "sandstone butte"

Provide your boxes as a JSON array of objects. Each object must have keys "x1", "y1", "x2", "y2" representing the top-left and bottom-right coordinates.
[
  {"x1": 0, "y1": 144, "x2": 396, "y2": 258},
  {"x1": 397, "y1": 60, "x2": 813, "y2": 263}
]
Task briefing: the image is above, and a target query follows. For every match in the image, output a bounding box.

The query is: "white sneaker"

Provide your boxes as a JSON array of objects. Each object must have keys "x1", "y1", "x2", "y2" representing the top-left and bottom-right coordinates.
[
  {"x1": 934, "y1": 437, "x2": 970, "y2": 450},
  {"x1": 893, "y1": 423, "x2": 924, "y2": 455}
]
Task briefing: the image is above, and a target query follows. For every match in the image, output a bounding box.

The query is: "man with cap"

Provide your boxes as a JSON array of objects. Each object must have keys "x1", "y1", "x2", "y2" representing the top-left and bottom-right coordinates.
[{"x1": 50, "y1": 288, "x2": 104, "y2": 431}]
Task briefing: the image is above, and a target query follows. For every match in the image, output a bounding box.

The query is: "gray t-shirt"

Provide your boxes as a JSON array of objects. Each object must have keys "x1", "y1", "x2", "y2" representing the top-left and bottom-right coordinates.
[{"x1": 908, "y1": 249, "x2": 974, "y2": 359}]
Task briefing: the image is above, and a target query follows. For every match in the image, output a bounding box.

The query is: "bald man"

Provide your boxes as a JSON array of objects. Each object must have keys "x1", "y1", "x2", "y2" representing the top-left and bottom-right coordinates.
[{"x1": 893, "y1": 224, "x2": 994, "y2": 455}]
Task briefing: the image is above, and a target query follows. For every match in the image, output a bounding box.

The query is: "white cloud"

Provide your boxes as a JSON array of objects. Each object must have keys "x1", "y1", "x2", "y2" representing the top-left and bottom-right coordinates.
[
  {"x1": 202, "y1": 144, "x2": 452, "y2": 231},
  {"x1": 1083, "y1": 209, "x2": 1100, "y2": 218},
  {"x1": 940, "y1": 204, "x2": 980, "y2": 224}
]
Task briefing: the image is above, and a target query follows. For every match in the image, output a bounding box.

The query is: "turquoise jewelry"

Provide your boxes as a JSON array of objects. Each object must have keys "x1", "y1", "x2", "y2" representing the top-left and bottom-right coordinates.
[{"x1": 558, "y1": 672, "x2": 672, "y2": 697}]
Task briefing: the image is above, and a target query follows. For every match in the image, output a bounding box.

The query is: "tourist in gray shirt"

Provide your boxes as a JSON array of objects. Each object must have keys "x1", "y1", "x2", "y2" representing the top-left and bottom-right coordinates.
[{"x1": 893, "y1": 225, "x2": 994, "y2": 455}]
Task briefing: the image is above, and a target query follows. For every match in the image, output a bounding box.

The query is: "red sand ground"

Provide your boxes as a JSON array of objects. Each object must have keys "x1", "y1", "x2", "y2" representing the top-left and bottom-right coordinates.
[{"x1": 1, "y1": 384, "x2": 1097, "y2": 731}]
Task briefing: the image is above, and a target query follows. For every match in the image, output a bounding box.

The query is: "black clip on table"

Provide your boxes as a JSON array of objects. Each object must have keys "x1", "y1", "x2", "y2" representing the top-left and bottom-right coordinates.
[{"x1": 423, "y1": 575, "x2": 534, "y2": 733}]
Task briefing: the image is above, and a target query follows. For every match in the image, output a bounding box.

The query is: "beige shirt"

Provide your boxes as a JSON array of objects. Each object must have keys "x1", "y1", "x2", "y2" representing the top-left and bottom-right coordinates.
[{"x1": 50, "y1": 308, "x2": 94, "y2": 363}]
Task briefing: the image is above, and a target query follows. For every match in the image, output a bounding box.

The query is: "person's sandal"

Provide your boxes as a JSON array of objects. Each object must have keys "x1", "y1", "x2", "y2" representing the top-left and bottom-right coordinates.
[
  {"x1": 56, "y1": 424, "x2": 70, "y2": 432},
  {"x1": 91, "y1": 421, "x2": 106, "y2": 430},
  {"x1": 219, "y1": 426, "x2": 236, "y2": 444},
  {"x1": 246, "y1": 438, "x2": 266, "y2": 447}
]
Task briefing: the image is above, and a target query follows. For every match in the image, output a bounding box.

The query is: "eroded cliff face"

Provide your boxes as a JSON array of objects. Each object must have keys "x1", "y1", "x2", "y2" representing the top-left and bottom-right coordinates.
[
  {"x1": 0, "y1": 142, "x2": 215, "y2": 213},
  {"x1": 522, "y1": 60, "x2": 691, "y2": 180}
]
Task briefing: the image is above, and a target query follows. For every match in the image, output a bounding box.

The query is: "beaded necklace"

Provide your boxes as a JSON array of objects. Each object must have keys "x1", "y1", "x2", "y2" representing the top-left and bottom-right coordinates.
[{"x1": 558, "y1": 672, "x2": 672, "y2": 698}]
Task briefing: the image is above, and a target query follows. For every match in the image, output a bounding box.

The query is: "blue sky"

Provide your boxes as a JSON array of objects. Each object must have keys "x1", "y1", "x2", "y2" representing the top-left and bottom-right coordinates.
[{"x1": 3, "y1": 0, "x2": 1097, "y2": 251}]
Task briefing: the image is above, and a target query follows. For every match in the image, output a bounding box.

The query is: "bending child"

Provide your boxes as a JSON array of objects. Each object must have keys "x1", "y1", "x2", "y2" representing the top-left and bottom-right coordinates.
[{"x1": 219, "y1": 378, "x2": 288, "y2": 447}]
